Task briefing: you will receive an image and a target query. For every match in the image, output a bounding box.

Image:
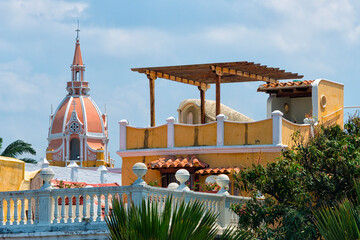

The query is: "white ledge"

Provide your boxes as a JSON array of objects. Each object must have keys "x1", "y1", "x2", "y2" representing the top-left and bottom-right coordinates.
[{"x1": 117, "y1": 144, "x2": 287, "y2": 157}]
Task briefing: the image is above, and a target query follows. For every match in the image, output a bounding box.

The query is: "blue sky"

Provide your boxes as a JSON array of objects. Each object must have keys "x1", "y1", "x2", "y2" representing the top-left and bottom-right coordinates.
[{"x1": 0, "y1": 0, "x2": 359, "y2": 167}]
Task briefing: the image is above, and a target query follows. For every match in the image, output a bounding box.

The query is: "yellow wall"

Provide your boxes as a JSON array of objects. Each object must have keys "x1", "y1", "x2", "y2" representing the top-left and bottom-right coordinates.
[
  {"x1": 126, "y1": 125, "x2": 167, "y2": 149},
  {"x1": 0, "y1": 156, "x2": 25, "y2": 192},
  {"x1": 317, "y1": 80, "x2": 344, "y2": 126},
  {"x1": 174, "y1": 123, "x2": 217, "y2": 147},
  {"x1": 282, "y1": 119, "x2": 311, "y2": 148},
  {"x1": 222, "y1": 119, "x2": 273, "y2": 145}
]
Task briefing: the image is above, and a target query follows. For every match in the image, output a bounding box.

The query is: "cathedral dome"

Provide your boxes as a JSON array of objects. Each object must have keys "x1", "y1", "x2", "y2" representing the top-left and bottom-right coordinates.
[
  {"x1": 49, "y1": 96, "x2": 107, "y2": 137},
  {"x1": 46, "y1": 28, "x2": 112, "y2": 168}
]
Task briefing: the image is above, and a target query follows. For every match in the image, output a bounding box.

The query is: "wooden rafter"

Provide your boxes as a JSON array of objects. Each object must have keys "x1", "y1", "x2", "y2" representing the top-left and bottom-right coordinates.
[
  {"x1": 146, "y1": 70, "x2": 210, "y2": 90},
  {"x1": 210, "y1": 66, "x2": 277, "y2": 83}
]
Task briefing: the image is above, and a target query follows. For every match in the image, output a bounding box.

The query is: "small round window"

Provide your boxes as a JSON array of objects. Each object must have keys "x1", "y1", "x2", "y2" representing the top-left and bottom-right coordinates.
[{"x1": 321, "y1": 95, "x2": 327, "y2": 108}]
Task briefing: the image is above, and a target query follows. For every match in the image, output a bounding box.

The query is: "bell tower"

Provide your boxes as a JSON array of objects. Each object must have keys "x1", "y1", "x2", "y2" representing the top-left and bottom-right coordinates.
[{"x1": 46, "y1": 26, "x2": 113, "y2": 168}]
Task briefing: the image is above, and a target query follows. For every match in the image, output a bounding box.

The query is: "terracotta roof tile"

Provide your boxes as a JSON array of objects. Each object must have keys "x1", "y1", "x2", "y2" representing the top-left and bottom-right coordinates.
[
  {"x1": 148, "y1": 155, "x2": 209, "y2": 169},
  {"x1": 196, "y1": 167, "x2": 243, "y2": 175},
  {"x1": 257, "y1": 80, "x2": 314, "y2": 92}
]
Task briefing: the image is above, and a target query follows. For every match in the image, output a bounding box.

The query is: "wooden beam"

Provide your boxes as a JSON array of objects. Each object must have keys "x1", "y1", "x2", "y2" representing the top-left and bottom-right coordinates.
[
  {"x1": 210, "y1": 65, "x2": 277, "y2": 83},
  {"x1": 147, "y1": 71, "x2": 210, "y2": 89},
  {"x1": 216, "y1": 73, "x2": 221, "y2": 116},
  {"x1": 198, "y1": 86, "x2": 206, "y2": 124},
  {"x1": 147, "y1": 74, "x2": 157, "y2": 127}
]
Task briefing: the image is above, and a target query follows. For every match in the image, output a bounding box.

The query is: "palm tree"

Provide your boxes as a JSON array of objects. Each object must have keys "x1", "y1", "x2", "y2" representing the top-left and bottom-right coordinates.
[
  {"x1": 313, "y1": 182, "x2": 360, "y2": 240},
  {"x1": 106, "y1": 196, "x2": 253, "y2": 240},
  {"x1": 0, "y1": 137, "x2": 37, "y2": 163}
]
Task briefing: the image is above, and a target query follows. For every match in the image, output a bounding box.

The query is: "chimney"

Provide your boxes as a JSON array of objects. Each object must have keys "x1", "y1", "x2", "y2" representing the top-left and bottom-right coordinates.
[
  {"x1": 67, "y1": 161, "x2": 79, "y2": 182},
  {"x1": 97, "y1": 165, "x2": 108, "y2": 184}
]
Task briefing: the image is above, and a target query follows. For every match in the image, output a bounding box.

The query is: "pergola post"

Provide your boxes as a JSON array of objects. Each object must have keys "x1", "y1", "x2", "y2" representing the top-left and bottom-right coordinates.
[
  {"x1": 147, "y1": 73, "x2": 157, "y2": 127},
  {"x1": 198, "y1": 86, "x2": 206, "y2": 124},
  {"x1": 215, "y1": 70, "x2": 223, "y2": 117}
]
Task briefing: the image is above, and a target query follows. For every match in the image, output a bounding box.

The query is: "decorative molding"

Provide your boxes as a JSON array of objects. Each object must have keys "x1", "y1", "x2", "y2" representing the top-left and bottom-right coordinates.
[{"x1": 117, "y1": 144, "x2": 287, "y2": 157}]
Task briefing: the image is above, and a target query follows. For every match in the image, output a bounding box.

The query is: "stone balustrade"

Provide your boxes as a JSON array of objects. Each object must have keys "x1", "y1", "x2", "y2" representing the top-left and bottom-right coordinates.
[{"x1": 0, "y1": 162, "x2": 251, "y2": 237}]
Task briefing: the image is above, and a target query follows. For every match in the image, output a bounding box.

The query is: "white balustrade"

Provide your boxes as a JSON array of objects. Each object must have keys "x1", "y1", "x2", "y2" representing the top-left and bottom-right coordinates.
[{"x1": 0, "y1": 162, "x2": 252, "y2": 234}]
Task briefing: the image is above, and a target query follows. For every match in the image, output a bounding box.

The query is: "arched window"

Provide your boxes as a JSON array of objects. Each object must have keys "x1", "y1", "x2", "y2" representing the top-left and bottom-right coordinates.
[
  {"x1": 70, "y1": 138, "x2": 80, "y2": 160},
  {"x1": 187, "y1": 112, "x2": 193, "y2": 124},
  {"x1": 75, "y1": 71, "x2": 80, "y2": 81}
]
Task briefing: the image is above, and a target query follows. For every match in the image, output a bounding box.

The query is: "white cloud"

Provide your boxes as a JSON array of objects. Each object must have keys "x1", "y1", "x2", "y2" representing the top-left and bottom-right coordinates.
[
  {"x1": 0, "y1": 59, "x2": 63, "y2": 112},
  {"x1": 0, "y1": 0, "x2": 87, "y2": 29}
]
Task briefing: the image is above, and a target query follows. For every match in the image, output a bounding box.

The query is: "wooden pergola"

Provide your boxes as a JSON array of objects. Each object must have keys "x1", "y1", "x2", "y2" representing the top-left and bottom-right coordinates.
[{"x1": 131, "y1": 61, "x2": 303, "y2": 126}]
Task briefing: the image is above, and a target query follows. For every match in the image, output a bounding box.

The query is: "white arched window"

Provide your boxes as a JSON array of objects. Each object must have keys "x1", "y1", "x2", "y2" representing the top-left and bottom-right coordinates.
[{"x1": 187, "y1": 112, "x2": 193, "y2": 124}]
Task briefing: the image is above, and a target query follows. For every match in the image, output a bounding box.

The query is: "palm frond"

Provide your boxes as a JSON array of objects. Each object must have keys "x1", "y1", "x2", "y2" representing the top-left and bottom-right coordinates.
[
  {"x1": 1, "y1": 140, "x2": 36, "y2": 158},
  {"x1": 314, "y1": 199, "x2": 360, "y2": 240},
  {"x1": 220, "y1": 226, "x2": 254, "y2": 240},
  {"x1": 20, "y1": 158, "x2": 37, "y2": 164},
  {"x1": 106, "y1": 196, "x2": 252, "y2": 240}
]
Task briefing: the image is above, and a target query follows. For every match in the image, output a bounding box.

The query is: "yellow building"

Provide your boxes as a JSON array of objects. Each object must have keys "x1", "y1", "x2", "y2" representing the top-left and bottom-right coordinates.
[{"x1": 118, "y1": 62, "x2": 344, "y2": 193}]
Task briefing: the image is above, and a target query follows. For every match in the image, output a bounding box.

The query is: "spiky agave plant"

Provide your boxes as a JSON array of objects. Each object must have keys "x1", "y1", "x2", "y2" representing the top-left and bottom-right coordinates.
[
  {"x1": 313, "y1": 182, "x2": 360, "y2": 240},
  {"x1": 106, "y1": 196, "x2": 253, "y2": 240}
]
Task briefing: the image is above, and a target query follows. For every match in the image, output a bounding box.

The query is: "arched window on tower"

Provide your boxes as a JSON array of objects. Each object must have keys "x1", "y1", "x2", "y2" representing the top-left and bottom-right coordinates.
[
  {"x1": 70, "y1": 138, "x2": 80, "y2": 161},
  {"x1": 75, "y1": 71, "x2": 80, "y2": 81}
]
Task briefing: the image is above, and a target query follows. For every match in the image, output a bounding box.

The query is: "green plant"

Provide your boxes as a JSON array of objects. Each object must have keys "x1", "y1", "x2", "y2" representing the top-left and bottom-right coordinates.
[
  {"x1": 232, "y1": 116, "x2": 360, "y2": 239},
  {"x1": 313, "y1": 182, "x2": 360, "y2": 240},
  {"x1": 193, "y1": 179, "x2": 220, "y2": 192},
  {"x1": 0, "y1": 137, "x2": 37, "y2": 163},
  {"x1": 106, "y1": 196, "x2": 253, "y2": 240}
]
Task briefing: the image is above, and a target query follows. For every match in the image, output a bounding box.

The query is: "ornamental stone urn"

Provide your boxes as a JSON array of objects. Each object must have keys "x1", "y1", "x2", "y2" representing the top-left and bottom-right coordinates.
[
  {"x1": 40, "y1": 167, "x2": 55, "y2": 190},
  {"x1": 132, "y1": 162, "x2": 147, "y2": 186},
  {"x1": 176, "y1": 169, "x2": 190, "y2": 191},
  {"x1": 216, "y1": 174, "x2": 230, "y2": 195}
]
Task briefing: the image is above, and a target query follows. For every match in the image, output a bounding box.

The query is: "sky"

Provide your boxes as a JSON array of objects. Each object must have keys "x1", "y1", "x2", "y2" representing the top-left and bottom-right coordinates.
[{"x1": 0, "y1": 0, "x2": 359, "y2": 168}]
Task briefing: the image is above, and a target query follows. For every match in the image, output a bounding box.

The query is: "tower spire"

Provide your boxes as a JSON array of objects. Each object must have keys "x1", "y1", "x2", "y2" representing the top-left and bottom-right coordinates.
[
  {"x1": 67, "y1": 22, "x2": 89, "y2": 95},
  {"x1": 76, "y1": 20, "x2": 80, "y2": 41}
]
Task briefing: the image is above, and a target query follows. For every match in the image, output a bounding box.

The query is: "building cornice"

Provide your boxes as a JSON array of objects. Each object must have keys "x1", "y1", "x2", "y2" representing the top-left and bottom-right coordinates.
[{"x1": 117, "y1": 144, "x2": 287, "y2": 157}]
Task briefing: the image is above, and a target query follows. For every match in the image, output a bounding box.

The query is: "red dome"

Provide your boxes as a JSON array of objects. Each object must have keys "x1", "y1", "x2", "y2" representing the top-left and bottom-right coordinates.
[{"x1": 50, "y1": 96, "x2": 106, "y2": 136}]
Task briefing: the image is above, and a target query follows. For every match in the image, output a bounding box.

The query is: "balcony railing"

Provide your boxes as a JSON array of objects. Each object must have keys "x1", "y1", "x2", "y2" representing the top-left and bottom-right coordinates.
[
  {"x1": 0, "y1": 162, "x2": 250, "y2": 236},
  {"x1": 118, "y1": 111, "x2": 312, "y2": 155}
]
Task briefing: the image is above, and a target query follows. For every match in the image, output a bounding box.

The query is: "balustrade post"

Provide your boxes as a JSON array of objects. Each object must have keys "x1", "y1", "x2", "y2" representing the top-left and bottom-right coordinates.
[
  {"x1": 272, "y1": 110, "x2": 283, "y2": 146},
  {"x1": 132, "y1": 161, "x2": 149, "y2": 207},
  {"x1": 75, "y1": 195, "x2": 80, "y2": 223},
  {"x1": 166, "y1": 116, "x2": 175, "y2": 148},
  {"x1": 53, "y1": 196, "x2": 59, "y2": 223},
  {"x1": 119, "y1": 120, "x2": 129, "y2": 150},
  {"x1": 131, "y1": 186, "x2": 148, "y2": 208},
  {"x1": 96, "y1": 194, "x2": 102, "y2": 222},
  {"x1": 38, "y1": 165, "x2": 55, "y2": 226},
  {"x1": 60, "y1": 195, "x2": 66, "y2": 223},
  {"x1": 38, "y1": 191, "x2": 53, "y2": 226},
  {"x1": 0, "y1": 198, "x2": 4, "y2": 225},
  {"x1": 20, "y1": 197, "x2": 26, "y2": 225},
  {"x1": 13, "y1": 198, "x2": 18, "y2": 225},
  {"x1": 6, "y1": 198, "x2": 11, "y2": 226},
  {"x1": 217, "y1": 196, "x2": 230, "y2": 228},
  {"x1": 82, "y1": 195, "x2": 87, "y2": 220},
  {"x1": 90, "y1": 194, "x2": 95, "y2": 222},
  {"x1": 216, "y1": 114, "x2": 225, "y2": 146},
  {"x1": 28, "y1": 197, "x2": 33, "y2": 224},
  {"x1": 68, "y1": 195, "x2": 73, "y2": 223},
  {"x1": 104, "y1": 194, "x2": 109, "y2": 217}
]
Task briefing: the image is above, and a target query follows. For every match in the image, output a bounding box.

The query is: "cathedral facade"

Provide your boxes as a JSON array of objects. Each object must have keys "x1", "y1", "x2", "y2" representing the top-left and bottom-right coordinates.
[{"x1": 46, "y1": 32, "x2": 113, "y2": 167}]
